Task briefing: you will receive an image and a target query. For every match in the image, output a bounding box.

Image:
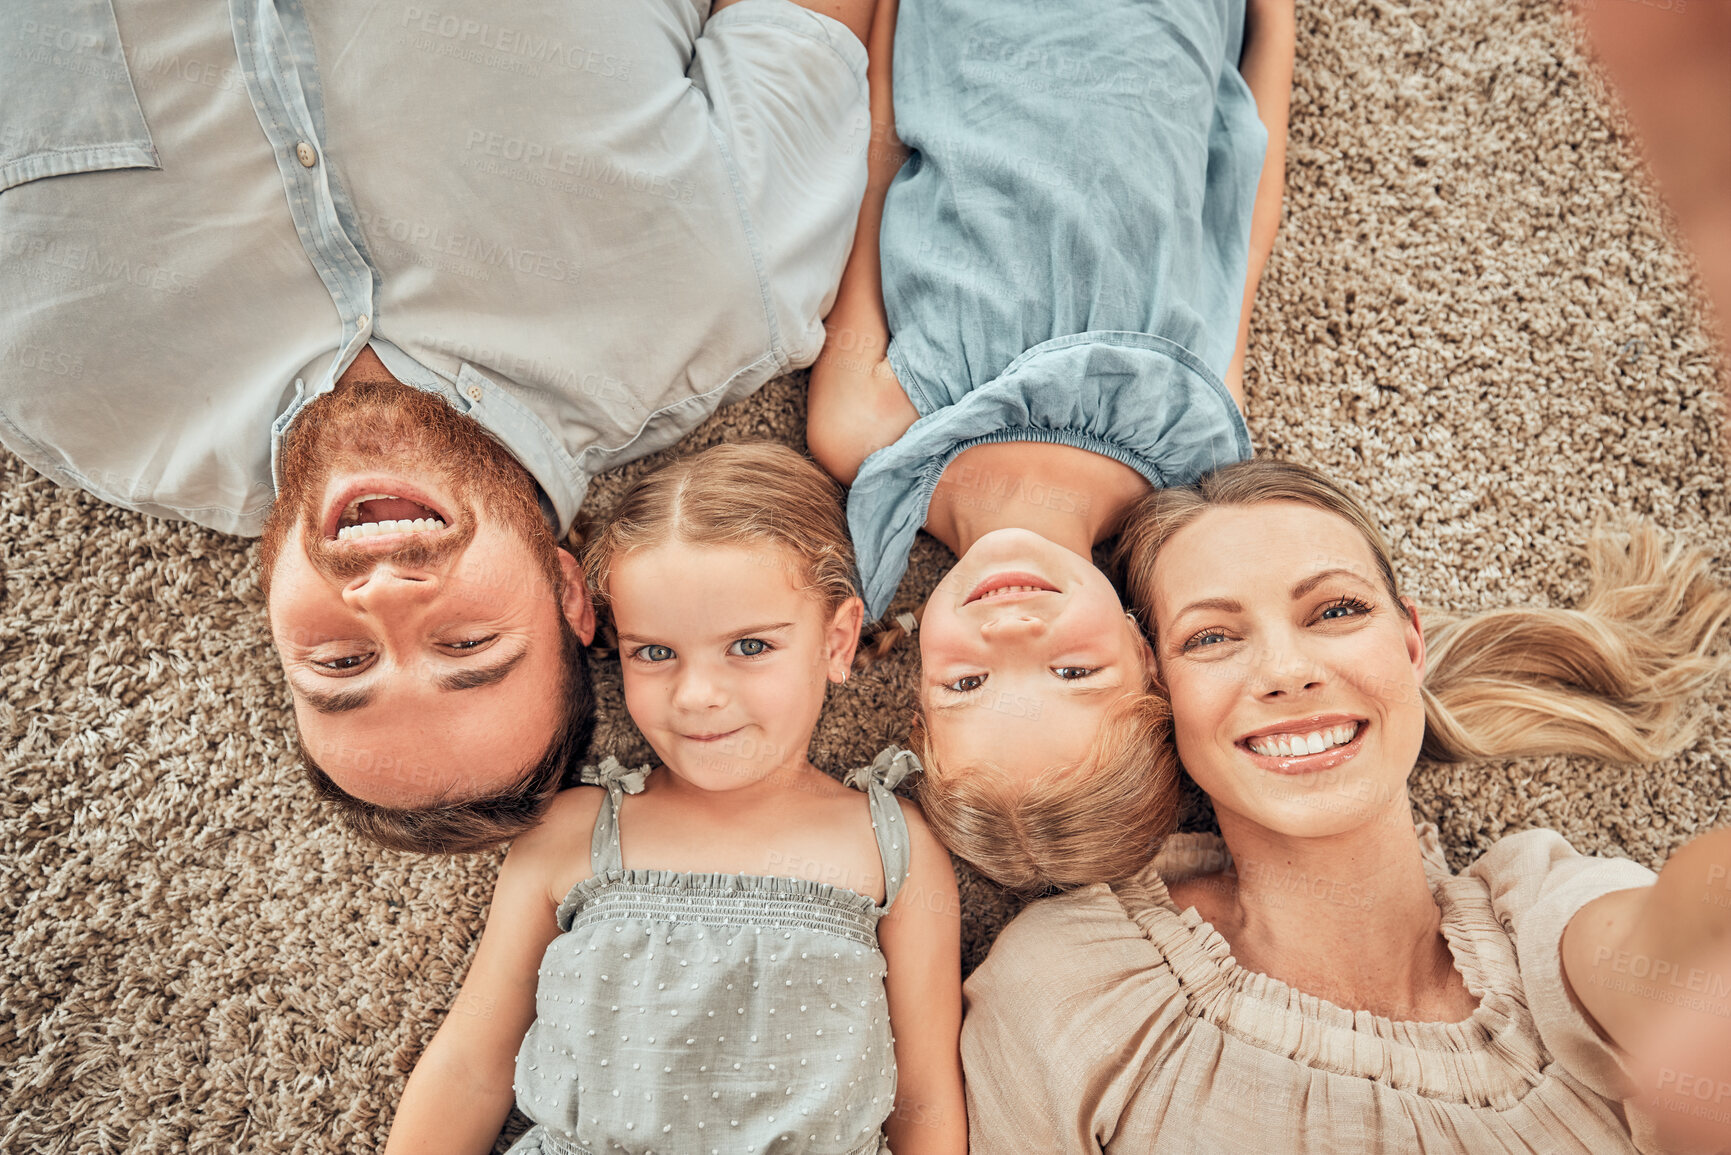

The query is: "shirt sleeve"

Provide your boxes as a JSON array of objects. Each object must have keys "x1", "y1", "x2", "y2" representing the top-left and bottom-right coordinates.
[
  {"x1": 1465, "y1": 830, "x2": 1661, "y2": 1132},
  {"x1": 962, "y1": 887, "x2": 1182, "y2": 1153},
  {"x1": 687, "y1": 0, "x2": 870, "y2": 368}
]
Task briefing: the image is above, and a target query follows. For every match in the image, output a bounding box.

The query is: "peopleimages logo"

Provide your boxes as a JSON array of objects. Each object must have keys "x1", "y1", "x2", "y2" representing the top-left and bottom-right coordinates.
[
  {"x1": 355, "y1": 209, "x2": 579, "y2": 285},
  {"x1": 400, "y1": 9, "x2": 633, "y2": 78}
]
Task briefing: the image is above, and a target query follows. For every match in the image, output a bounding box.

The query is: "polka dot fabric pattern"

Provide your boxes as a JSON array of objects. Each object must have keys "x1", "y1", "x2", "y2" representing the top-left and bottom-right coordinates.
[{"x1": 506, "y1": 761, "x2": 907, "y2": 1155}]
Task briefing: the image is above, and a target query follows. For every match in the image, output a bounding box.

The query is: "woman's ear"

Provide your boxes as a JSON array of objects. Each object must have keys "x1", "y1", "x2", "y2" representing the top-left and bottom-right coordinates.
[
  {"x1": 825, "y1": 596, "x2": 867, "y2": 682},
  {"x1": 1401, "y1": 595, "x2": 1425, "y2": 685}
]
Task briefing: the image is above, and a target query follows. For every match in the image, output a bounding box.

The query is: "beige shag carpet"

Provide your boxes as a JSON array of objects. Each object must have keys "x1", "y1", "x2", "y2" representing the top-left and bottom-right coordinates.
[{"x1": 3, "y1": 1, "x2": 1728, "y2": 1150}]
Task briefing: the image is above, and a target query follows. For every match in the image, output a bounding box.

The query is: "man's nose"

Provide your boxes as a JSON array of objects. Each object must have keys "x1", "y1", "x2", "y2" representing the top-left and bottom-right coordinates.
[{"x1": 341, "y1": 564, "x2": 439, "y2": 614}]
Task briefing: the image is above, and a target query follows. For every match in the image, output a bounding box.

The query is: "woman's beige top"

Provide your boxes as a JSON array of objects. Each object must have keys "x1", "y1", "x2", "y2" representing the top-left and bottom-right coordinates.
[{"x1": 962, "y1": 825, "x2": 1682, "y2": 1154}]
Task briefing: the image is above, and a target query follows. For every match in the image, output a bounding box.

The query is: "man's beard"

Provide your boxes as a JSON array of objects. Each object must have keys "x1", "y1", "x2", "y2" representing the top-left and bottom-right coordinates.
[{"x1": 258, "y1": 380, "x2": 562, "y2": 599}]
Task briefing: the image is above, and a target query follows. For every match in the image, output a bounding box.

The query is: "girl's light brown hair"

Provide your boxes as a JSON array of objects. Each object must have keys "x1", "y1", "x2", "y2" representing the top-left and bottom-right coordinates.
[{"x1": 584, "y1": 441, "x2": 858, "y2": 615}]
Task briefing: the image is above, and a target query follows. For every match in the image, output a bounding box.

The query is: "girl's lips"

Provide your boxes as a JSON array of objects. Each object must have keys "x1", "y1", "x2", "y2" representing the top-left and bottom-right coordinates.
[
  {"x1": 963, "y1": 571, "x2": 1059, "y2": 605},
  {"x1": 1238, "y1": 719, "x2": 1368, "y2": 775},
  {"x1": 682, "y1": 728, "x2": 742, "y2": 744}
]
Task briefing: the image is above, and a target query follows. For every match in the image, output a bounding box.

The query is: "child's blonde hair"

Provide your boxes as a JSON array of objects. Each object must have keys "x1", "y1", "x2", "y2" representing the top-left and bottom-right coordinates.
[
  {"x1": 584, "y1": 442, "x2": 858, "y2": 615},
  {"x1": 918, "y1": 458, "x2": 1731, "y2": 896}
]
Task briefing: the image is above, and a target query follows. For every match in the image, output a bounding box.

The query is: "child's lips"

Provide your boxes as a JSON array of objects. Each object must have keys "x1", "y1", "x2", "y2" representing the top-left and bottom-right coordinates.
[{"x1": 682, "y1": 728, "x2": 742, "y2": 743}]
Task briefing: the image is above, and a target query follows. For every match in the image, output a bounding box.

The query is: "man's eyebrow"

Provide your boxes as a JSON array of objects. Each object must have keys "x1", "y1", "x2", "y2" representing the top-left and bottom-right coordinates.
[
  {"x1": 297, "y1": 685, "x2": 376, "y2": 715},
  {"x1": 436, "y1": 646, "x2": 529, "y2": 692},
  {"x1": 293, "y1": 647, "x2": 529, "y2": 713}
]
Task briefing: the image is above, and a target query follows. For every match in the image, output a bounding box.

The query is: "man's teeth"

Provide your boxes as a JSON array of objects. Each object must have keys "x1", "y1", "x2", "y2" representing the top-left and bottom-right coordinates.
[
  {"x1": 1248, "y1": 724, "x2": 1359, "y2": 758},
  {"x1": 336, "y1": 518, "x2": 446, "y2": 541}
]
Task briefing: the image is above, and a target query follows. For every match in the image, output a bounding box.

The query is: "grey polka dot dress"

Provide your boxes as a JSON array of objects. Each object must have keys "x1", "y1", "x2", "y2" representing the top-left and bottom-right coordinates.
[{"x1": 507, "y1": 750, "x2": 918, "y2": 1155}]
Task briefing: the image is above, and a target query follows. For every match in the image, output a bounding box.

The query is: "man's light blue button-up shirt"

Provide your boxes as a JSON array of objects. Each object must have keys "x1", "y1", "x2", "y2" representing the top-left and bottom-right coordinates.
[{"x1": 0, "y1": 0, "x2": 868, "y2": 535}]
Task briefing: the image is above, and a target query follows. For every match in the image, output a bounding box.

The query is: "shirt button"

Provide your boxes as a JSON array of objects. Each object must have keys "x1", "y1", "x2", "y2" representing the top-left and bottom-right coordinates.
[
  {"x1": 467, "y1": 385, "x2": 483, "y2": 401},
  {"x1": 295, "y1": 141, "x2": 317, "y2": 168},
  {"x1": 356, "y1": 314, "x2": 369, "y2": 328}
]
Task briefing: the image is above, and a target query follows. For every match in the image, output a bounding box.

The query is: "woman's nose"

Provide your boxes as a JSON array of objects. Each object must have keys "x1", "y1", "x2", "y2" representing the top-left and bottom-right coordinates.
[{"x1": 1249, "y1": 634, "x2": 1324, "y2": 697}]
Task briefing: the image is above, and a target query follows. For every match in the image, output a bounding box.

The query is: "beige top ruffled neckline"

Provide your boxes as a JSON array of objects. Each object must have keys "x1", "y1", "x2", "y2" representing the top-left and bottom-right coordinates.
[{"x1": 1111, "y1": 826, "x2": 1545, "y2": 1109}]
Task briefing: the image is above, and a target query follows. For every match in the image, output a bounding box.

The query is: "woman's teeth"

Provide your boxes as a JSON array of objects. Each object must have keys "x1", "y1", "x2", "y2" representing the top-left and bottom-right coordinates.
[
  {"x1": 336, "y1": 518, "x2": 446, "y2": 541},
  {"x1": 1248, "y1": 723, "x2": 1359, "y2": 758}
]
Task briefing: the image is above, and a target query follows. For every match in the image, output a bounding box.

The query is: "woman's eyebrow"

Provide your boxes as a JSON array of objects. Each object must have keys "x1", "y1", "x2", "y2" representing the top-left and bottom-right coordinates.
[
  {"x1": 1170, "y1": 595, "x2": 1242, "y2": 620},
  {"x1": 1290, "y1": 568, "x2": 1373, "y2": 599}
]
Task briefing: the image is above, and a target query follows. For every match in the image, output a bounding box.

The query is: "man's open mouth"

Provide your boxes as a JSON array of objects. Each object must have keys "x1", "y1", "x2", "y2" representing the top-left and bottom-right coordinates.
[{"x1": 330, "y1": 492, "x2": 448, "y2": 541}]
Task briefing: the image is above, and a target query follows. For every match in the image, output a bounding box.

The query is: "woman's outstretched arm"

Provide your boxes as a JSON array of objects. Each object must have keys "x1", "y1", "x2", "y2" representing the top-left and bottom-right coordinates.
[
  {"x1": 807, "y1": 0, "x2": 920, "y2": 486},
  {"x1": 1224, "y1": 0, "x2": 1296, "y2": 408},
  {"x1": 1562, "y1": 828, "x2": 1731, "y2": 1146}
]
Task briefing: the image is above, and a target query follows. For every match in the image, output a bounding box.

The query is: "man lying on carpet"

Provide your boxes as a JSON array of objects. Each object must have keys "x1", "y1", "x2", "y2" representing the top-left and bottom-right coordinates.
[{"x1": 0, "y1": 0, "x2": 875, "y2": 851}]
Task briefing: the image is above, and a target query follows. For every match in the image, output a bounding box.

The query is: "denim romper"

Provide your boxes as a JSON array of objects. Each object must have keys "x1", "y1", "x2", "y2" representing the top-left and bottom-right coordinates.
[
  {"x1": 849, "y1": 0, "x2": 1267, "y2": 616},
  {"x1": 508, "y1": 751, "x2": 917, "y2": 1155}
]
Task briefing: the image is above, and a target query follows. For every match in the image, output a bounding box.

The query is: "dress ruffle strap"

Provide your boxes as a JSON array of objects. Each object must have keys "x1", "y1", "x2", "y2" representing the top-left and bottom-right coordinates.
[
  {"x1": 843, "y1": 746, "x2": 921, "y2": 792},
  {"x1": 845, "y1": 748, "x2": 919, "y2": 912},
  {"x1": 578, "y1": 756, "x2": 651, "y2": 795},
  {"x1": 579, "y1": 758, "x2": 652, "y2": 875}
]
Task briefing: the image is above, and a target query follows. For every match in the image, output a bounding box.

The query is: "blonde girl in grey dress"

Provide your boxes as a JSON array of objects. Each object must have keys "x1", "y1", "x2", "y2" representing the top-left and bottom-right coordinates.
[{"x1": 385, "y1": 443, "x2": 966, "y2": 1155}]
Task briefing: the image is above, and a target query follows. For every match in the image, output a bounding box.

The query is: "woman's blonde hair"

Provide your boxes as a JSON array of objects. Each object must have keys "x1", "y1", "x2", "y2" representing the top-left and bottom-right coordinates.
[
  {"x1": 917, "y1": 458, "x2": 1729, "y2": 896},
  {"x1": 584, "y1": 442, "x2": 858, "y2": 614},
  {"x1": 1115, "y1": 458, "x2": 1731, "y2": 765}
]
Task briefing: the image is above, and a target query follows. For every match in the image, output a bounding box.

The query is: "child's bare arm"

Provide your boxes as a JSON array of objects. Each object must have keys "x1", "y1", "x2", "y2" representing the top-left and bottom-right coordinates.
[
  {"x1": 876, "y1": 806, "x2": 968, "y2": 1154},
  {"x1": 806, "y1": 0, "x2": 919, "y2": 485},
  {"x1": 384, "y1": 793, "x2": 595, "y2": 1154},
  {"x1": 1224, "y1": 0, "x2": 1295, "y2": 408}
]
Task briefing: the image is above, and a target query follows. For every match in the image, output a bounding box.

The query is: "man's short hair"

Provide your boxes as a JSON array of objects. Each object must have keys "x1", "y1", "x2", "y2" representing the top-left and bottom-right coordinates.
[{"x1": 299, "y1": 618, "x2": 596, "y2": 853}]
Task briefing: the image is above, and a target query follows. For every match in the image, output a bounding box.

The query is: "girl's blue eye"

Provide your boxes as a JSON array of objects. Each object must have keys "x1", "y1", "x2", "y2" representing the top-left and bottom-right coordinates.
[
  {"x1": 729, "y1": 638, "x2": 770, "y2": 657},
  {"x1": 1317, "y1": 597, "x2": 1372, "y2": 622},
  {"x1": 1053, "y1": 666, "x2": 1096, "y2": 680},
  {"x1": 636, "y1": 644, "x2": 675, "y2": 662},
  {"x1": 941, "y1": 674, "x2": 986, "y2": 693},
  {"x1": 1182, "y1": 630, "x2": 1228, "y2": 650}
]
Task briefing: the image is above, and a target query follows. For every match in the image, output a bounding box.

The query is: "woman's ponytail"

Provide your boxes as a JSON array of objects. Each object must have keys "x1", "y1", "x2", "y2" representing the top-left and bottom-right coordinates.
[{"x1": 1418, "y1": 522, "x2": 1730, "y2": 763}]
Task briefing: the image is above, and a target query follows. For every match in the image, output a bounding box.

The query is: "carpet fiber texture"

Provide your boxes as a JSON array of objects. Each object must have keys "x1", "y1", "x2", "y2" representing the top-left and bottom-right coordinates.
[{"x1": 2, "y1": 1, "x2": 1727, "y2": 1150}]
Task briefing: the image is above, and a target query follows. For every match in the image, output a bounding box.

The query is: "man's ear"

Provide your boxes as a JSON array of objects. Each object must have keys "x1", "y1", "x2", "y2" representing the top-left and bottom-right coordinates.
[
  {"x1": 557, "y1": 548, "x2": 598, "y2": 645},
  {"x1": 825, "y1": 596, "x2": 867, "y2": 682}
]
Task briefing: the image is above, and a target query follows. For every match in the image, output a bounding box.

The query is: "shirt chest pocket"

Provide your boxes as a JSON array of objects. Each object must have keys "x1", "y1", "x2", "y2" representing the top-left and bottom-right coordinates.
[{"x1": 1, "y1": 0, "x2": 158, "y2": 192}]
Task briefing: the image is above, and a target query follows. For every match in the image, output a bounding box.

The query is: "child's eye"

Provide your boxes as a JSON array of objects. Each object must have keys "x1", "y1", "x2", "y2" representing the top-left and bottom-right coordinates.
[
  {"x1": 940, "y1": 674, "x2": 986, "y2": 693},
  {"x1": 728, "y1": 638, "x2": 771, "y2": 657},
  {"x1": 1053, "y1": 666, "x2": 1096, "y2": 680},
  {"x1": 632, "y1": 644, "x2": 676, "y2": 663},
  {"x1": 1315, "y1": 596, "x2": 1373, "y2": 622}
]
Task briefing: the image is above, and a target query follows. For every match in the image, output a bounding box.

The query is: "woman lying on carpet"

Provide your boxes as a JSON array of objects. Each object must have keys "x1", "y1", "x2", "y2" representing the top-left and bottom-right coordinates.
[
  {"x1": 384, "y1": 444, "x2": 965, "y2": 1155},
  {"x1": 804, "y1": 0, "x2": 1293, "y2": 850},
  {"x1": 958, "y1": 457, "x2": 1731, "y2": 1152}
]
